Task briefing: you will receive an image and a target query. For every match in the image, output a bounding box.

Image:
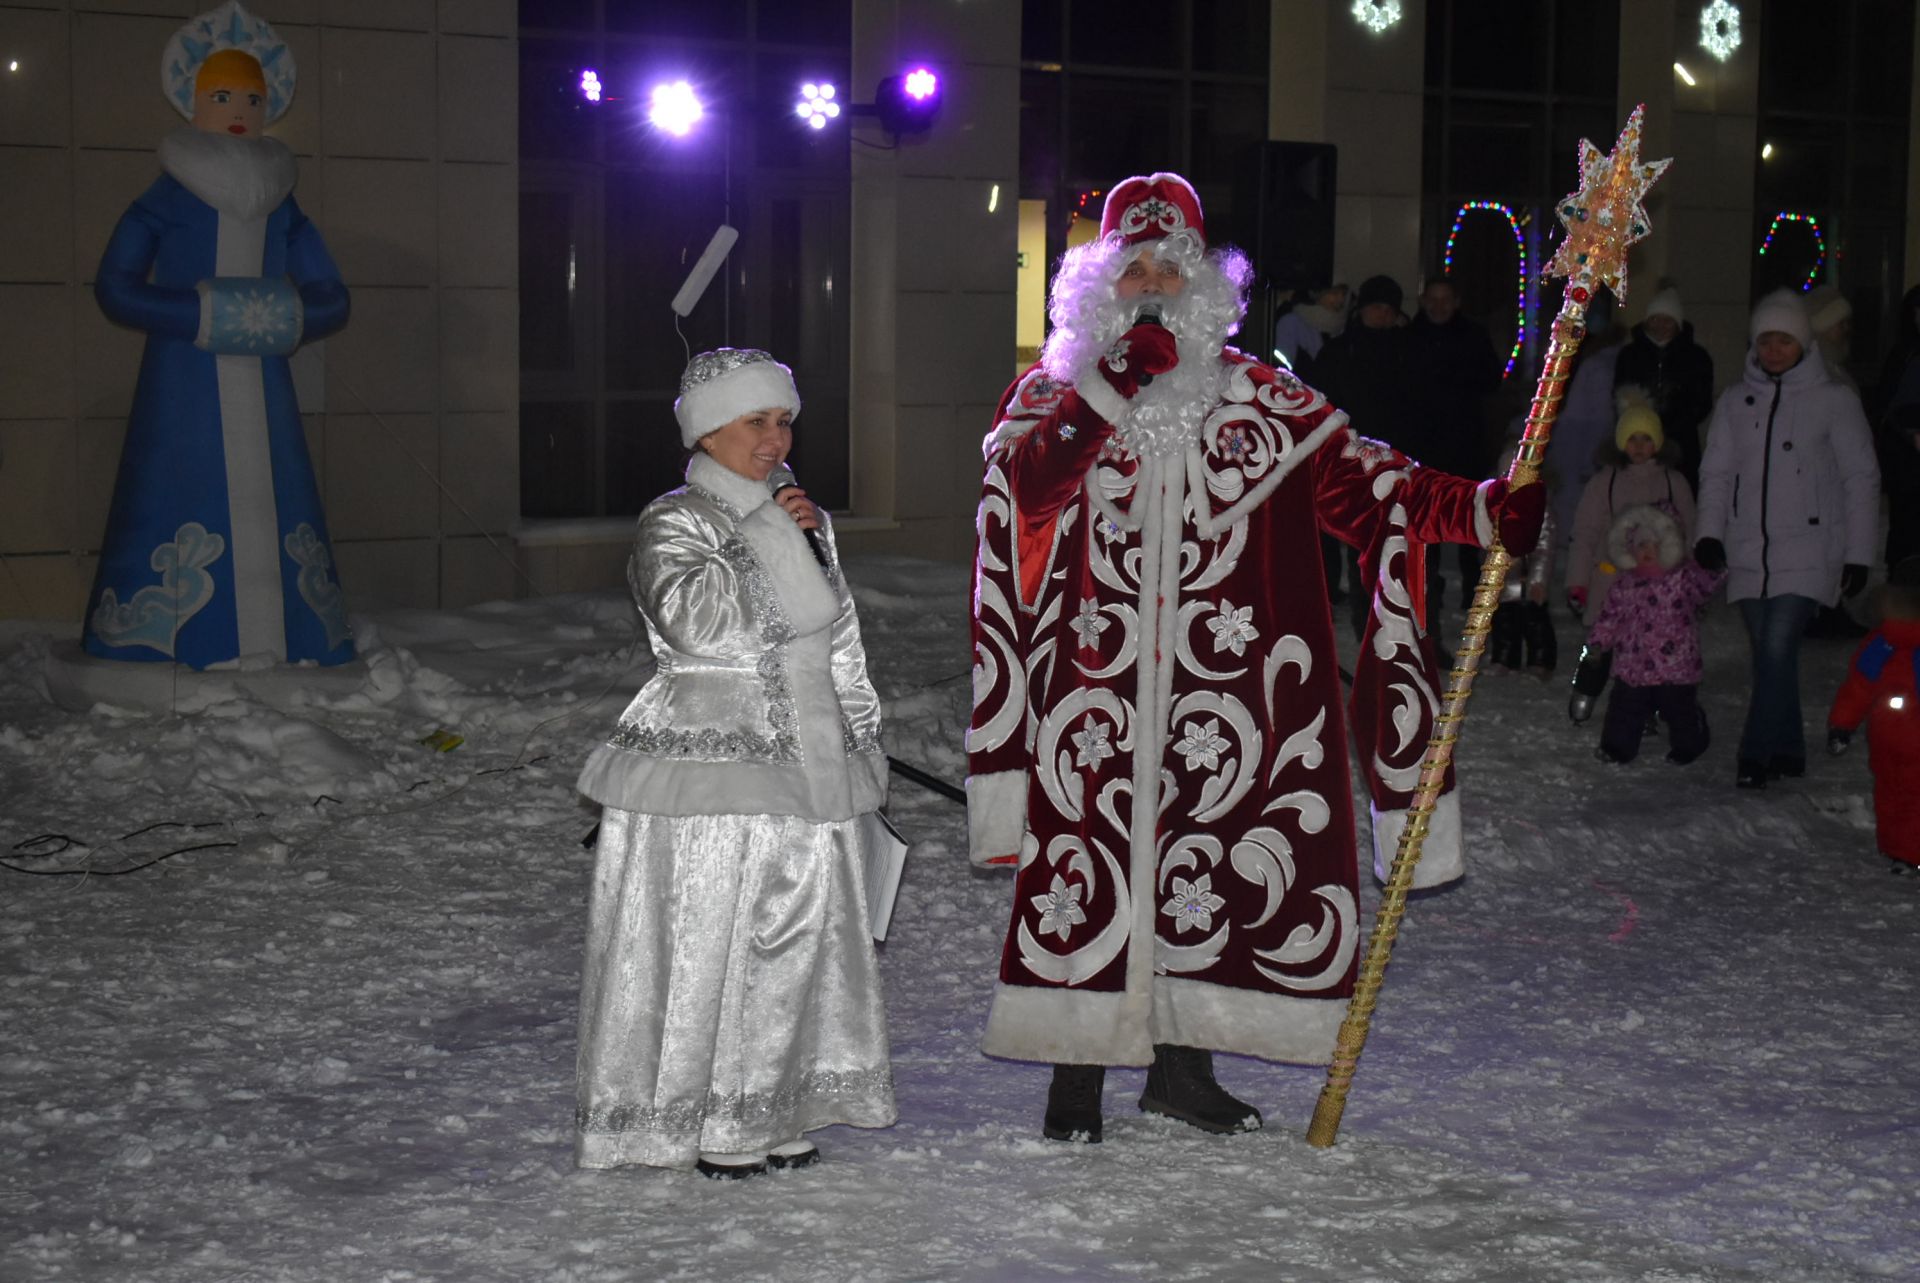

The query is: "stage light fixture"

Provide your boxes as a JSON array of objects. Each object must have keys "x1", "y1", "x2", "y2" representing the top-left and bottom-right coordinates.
[
  {"x1": 649, "y1": 80, "x2": 703, "y2": 136},
  {"x1": 874, "y1": 67, "x2": 940, "y2": 134},
  {"x1": 795, "y1": 82, "x2": 841, "y2": 130}
]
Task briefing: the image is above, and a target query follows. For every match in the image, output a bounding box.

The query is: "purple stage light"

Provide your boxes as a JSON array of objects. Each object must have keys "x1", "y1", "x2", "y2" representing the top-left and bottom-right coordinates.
[
  {"x1": 904, "y1": 68, "x2": 938, "y2": 100},
  {"x1": 579, "y1": 70, "x2": 602, "y2": 103},
  {"x1": 795, "y1": 82, "x2": 842, "y2": 130},
  {"x1": 649, "y1": 80, "x2": 703, "y2": 136}
]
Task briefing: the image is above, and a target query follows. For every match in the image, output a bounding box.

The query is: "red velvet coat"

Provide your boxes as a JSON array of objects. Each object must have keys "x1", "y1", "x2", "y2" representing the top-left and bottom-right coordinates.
[
  {"x1": 966, "y1": 351, "x2": 1497, "y2": 1067},
  {"x1": 1828, "y1": 617, "x2": 1920, "y2": 866}
]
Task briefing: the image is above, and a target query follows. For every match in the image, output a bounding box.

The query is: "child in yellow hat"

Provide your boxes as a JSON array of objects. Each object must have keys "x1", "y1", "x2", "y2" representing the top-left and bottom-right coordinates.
[{"x1": 1564, "y1": 389, "x2": 1696, "y2": 627}]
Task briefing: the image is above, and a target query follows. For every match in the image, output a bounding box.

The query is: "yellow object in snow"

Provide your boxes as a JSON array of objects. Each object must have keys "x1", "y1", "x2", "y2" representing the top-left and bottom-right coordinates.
[{"x1": 420, "y1": 729, "x2": 464, "y2": 752}]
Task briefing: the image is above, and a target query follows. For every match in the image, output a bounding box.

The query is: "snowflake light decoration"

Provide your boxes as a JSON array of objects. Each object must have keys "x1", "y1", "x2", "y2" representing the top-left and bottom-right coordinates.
[
  {"x1": 1699, "y1": 2, "x2": 1741, "y2": 61},
  {"x1": 1352, "y1": 0, "x2": 1402, "y2": 36}
]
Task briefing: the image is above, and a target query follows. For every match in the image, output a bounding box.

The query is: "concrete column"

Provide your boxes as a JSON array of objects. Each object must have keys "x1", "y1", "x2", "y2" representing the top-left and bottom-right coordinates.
[
  {"x1": 1629, "y1": 0, "x2": 1760, "y2": 394},
  {"x1": 1267, "y1": 0, "x2": 1427, "y2": 294},
  {"x1": 845, "y1": 0, "x2": 1021, "y2": 562}
]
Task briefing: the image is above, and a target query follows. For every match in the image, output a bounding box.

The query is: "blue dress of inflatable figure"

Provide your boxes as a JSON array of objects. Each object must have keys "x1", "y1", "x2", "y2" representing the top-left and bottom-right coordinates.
[{"x1": 86, "y1": 0, "x2": 353, "y2": 670}]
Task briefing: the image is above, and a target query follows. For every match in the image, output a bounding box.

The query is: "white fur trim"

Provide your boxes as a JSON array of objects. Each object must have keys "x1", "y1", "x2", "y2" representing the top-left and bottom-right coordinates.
[
  {"x1": 1473, "y1": 479, "x2": 1497, "y2": 548},
  {"x1": 1075, "y1": 375, "x2": 1130, "y2": 426},
  {"x1": 675, "y1": 362, "x2": 801, "y2": 446},
  {"x1": 966, "y1": 770, "x2": 1027, "y2": 867},
  {"x1": 737, "y1": 502, "x2": 838, "y2": 637},
  {"x1": 1150, "y1": 977, "x2": 1343, "y2": 1065},
  {"x1": 981, "y1": 983, "x2": 1155, "y2": 1066},
  {"x1": 158, "y1": 129, "x2": 296, "y2": 222},
  {"x1": 195, "y1": 280, "x2": 215, "y2": 349},
  {"x1": 1370, "y1": 790, "x2": 1464, "y2": 888}
]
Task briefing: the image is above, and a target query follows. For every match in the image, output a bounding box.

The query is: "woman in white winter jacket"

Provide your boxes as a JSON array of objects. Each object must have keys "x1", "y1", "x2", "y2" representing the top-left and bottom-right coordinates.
[
  {"x1": 1694, "y1": 292, "x2": 1880, "y2": 789},
  {"x1": 573, "y1": 349, "x2": 896, "y2": 1177}
]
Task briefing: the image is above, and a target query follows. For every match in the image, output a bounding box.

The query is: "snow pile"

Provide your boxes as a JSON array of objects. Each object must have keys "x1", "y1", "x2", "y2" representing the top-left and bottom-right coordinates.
[{"x1": 1, "y1": 559, "x2": 1915, "y2": 1282}]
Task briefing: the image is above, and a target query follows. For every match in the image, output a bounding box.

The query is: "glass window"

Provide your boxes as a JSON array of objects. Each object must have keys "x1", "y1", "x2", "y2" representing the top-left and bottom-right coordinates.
[
  {"x1": 1760, "y1": 1, "x2": 1846, "y2": 114},
  {"x1": 518, "y1": 0, "x2": 593, "y2": 34},
  {"x1": 1852, "y1": 0, "x2": 1915, "y2": 118},
  {"x1": 1069, "y1": 0, "x2": 1180, "y2": 69},
  {"x1": 1447, "y1": 1, "x2": 1547, "y2": 94},
  {"x1": 1445, "y1": 104, "x2": 1541, "y2": 197},
  {"x1": 520, "y1": 189, "x2": 582, "y2": 374},
  {"x1": 1023, "y1": 0, "x2": 1065, "y2": 63},
  {"x1": 607, "y1": 0, "x2": 747, "y2": 39},
  {"x1": 1190, "y1": 0, "x2": 1269, "y2": 75},
  {"x1": 1188, "y1": 82, "x2": 1267, "y2": 203},
  {"x1": 520, "y1": 401, "x2": 597, "y2": 518},
  {"x1": 1551, "y1": 0, "x2": 1619, "y2": 100},
  {"x1": 754, "y1": 0, "x2": 849, "y2": 46},
  {"x1": 603, "y1": 169, "x2": 733, "y2": 395},
  {"x1": 1064, "y1": 75, "x2": 1181, "y2": 190},
  {"x1": 603, "y1": 400, "x2": 686, "y2": 516},
  {"x1": 520, "y1": 38, "x2": 600, "y2": 163}
]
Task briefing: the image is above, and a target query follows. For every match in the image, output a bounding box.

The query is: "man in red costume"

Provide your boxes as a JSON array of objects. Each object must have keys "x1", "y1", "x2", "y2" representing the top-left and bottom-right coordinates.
[{"x1": 966, "y1": 174, "x2": 1544, "y2": 1142}]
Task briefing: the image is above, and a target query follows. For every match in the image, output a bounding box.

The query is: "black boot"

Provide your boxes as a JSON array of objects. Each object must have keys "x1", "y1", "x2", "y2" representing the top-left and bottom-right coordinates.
[
  {"x1": 1043, "y1": 1064, "x2": 1105, "y2": 1142},
  {"x1": 1138, "y1": 1044, "x2": 1262, "y2": 1134}
]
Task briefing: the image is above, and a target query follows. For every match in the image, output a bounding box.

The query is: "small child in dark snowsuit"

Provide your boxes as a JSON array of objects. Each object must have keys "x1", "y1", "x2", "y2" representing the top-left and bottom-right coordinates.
[
  {"x1": 1827, "y1": 556, "x2": 1920, "y2": 875},
  {"x1": 1585, "y1": 502, "x2": 1726, "y2": 763}
]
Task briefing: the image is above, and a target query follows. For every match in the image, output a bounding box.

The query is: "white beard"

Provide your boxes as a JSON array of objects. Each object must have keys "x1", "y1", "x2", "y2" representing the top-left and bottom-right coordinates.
[{"x1": 1041, "y1": 241, "x2": 1247, "y2": 460}]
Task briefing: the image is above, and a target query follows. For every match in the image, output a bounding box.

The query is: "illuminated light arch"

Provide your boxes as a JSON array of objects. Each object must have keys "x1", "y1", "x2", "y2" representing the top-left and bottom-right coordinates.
[
  {"x1": 1443, "y1": 200, "x2": 1528, "y2": 379},
  {"x1": 1756, "y1": 211, "x2": 1826, "y2": 292}
]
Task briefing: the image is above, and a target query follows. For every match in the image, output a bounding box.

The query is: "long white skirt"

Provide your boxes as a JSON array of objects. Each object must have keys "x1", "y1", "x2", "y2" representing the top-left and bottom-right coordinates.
[{"x1": 574, "y1": 807, "x2": 896, "y2": 1170}]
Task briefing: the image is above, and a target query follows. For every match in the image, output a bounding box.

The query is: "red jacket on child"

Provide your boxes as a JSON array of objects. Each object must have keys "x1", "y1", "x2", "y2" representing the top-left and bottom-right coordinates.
[{"x1": 1829, "y1": 617, "x2": 1920, "y2": 867}]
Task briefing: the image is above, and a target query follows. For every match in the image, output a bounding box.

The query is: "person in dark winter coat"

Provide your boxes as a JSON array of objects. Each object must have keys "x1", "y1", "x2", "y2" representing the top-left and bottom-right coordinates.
[
  {"x1": 1409, "y1": 276, "x2": 1503, "y2": 609},
  {"x1": 1695, "y1": 291, "x2": 1880, "y2": 790},
  {"x1": 1313, "y1": 274, "x2": 1430, "y2": 637},
  {"x1": 1585, "y1": 502, "x2": 1725, "y2": 765},
  {"x1": 1869, "y1": 285, "x2": 1920, "y2": 569},
  {"x1": 1828, "y1": 556, "x2": 1920, "y2": 875},
  {"x1": 1613, "y1": 288, "x2": 1714, "y2": 492}
]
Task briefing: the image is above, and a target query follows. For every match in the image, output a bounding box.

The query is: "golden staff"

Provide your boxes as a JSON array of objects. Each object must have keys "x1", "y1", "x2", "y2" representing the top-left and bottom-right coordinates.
[{"x1": 1306, "y1": 106, "x2": 1672, "y2": 1148}]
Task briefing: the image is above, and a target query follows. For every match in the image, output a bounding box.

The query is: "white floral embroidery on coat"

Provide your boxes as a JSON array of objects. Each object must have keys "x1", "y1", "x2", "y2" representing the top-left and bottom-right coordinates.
[
  {"x1": 1163, "y1": 874, "x2": 1226, "y2": 934},
  {"x1": 1031, "y1": 874, "x2": 1088, "y2": 940},
  {"x1": 1070, "y1": 597, "x2": 1110, "y2": 651},
  {"x1": 1174, "y1": 718, "x2": 1229, "y2": 771},
  {"x1": 1206, "y1": 600, "x2": 1258, "y2": 655},
  {"x1": 1071, "y1": 715, "x2": 1115, "y2": 769}
]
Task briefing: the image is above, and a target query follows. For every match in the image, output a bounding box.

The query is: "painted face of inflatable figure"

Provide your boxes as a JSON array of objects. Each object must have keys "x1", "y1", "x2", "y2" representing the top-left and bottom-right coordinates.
[{"x1": 190, "y1": 47, "x2": 268, "y2": 137}]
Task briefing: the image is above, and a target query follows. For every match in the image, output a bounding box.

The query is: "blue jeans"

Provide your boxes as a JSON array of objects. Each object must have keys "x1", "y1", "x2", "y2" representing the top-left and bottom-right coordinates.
[{"x1": 1735, "y1": 594, "x2": 1820, "y2": 765}]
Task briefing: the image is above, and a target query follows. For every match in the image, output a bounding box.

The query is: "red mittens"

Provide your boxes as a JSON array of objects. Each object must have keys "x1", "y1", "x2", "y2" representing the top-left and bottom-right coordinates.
[
  {"x1": 1493, "y1": 481, "x2": 1546, "y2": 557},
  {"x1": 1095, "y1": 323, "x2": 1180, "y2": 401}
]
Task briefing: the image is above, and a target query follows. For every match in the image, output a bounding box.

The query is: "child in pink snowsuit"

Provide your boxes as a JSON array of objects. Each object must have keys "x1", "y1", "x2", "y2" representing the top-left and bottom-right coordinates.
[
  {"x1": 1827, "y1": 557, "x2": 1920, "y2": 874},
  {"x1": 1585, "y1": 502, "x2": 1727, "y2": 764}
]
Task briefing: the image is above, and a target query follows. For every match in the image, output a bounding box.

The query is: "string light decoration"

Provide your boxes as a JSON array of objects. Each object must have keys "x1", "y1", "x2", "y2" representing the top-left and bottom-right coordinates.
[
  {"x1": 1699, "y1": 2, "x2": 1741, "y2": 61},
  {"x1": 1756, "y1": 211, "x2": 1826, "y2": 292},
  {"x1": 1443, "y1": 200, "x2": 1529, "y2": 379},
  {"x1": 1352, "y1": 0, "x2": 1403, "y2": 34}
]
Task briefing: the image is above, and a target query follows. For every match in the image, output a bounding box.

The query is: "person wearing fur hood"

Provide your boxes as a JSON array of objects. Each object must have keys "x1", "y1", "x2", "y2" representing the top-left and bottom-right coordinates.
[
  {"x1": 1585, "y1": 503, "x2": 1726, "y2": 765},
  {"x1": 1694, "y1": 290, "x2": 1881, "y2": 789},
  {"x1": 1828, "y1": 556, "x2": 1920, "y2": 874},
  {"x1": 1564, "y1": 390, "x2": 1696, "y2": 626}
]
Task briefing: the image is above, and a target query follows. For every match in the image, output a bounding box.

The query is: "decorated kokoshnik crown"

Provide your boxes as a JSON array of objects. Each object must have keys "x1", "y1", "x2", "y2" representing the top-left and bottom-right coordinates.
[
  {"x1": 1100, "y1": 172, "x2": 1207, "y2": 251},
  {"x1": 163, "y1": 1, "x2": 297, "y2": 124}
]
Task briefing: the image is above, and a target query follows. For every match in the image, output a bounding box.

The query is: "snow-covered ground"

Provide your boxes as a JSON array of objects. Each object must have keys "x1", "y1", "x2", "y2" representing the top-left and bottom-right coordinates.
[{"x1": 2, "y1": 556, "x2": 1915, "y2": 1282}]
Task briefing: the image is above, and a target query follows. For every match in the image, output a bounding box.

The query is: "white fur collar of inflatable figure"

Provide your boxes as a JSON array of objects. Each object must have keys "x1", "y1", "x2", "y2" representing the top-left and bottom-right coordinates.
[
  {"x1": 163, "y1": 1, "x2": 297, "y2": 125},
  {"x1": 160, "y1": 127, "x2": 297, "y2": 222}
]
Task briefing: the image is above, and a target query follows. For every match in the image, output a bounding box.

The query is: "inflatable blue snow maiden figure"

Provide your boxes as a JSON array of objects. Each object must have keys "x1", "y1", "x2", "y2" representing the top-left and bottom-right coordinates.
[{"x1": 86, "y1": 0, "x2": 352, "y2": 669}]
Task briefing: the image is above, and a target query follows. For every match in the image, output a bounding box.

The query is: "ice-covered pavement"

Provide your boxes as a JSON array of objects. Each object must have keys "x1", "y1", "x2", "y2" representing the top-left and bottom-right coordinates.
[{"x1": 2, "y1": 556, "x2": 1915, "y2": 1282}]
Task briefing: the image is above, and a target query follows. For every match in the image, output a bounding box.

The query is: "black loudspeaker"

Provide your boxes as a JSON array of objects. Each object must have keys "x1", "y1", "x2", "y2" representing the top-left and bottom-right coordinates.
[{"x1": 1233, "y1": 141, "x2": 1338, "y2": 292}]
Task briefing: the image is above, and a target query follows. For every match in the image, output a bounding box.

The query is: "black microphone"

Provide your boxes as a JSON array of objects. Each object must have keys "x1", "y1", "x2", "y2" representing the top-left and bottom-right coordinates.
[
  {"x1": 768, "y1": 464, "x2": 831, "y2": 569},
  {"x1": 1134, "y1": 302, "x2": 1163, "y2": 386}
]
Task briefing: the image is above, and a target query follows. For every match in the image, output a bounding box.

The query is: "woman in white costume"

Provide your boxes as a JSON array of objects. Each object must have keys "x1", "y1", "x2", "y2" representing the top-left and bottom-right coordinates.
[{"x1": 573, "y1": 349, "x2": 896, "y2": 1178}]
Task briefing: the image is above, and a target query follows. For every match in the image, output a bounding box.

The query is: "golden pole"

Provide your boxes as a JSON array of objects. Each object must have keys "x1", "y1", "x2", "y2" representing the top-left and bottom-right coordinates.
[{"x1": 1306, "y1": 107, "x2": 1671, "y2": 1149}]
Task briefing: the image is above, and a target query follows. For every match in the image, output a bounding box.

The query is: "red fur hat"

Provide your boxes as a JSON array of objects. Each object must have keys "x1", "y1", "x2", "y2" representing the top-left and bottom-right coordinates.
[{"x1": 1100, "y1": 173, "x2": 1206, "y2": 250}]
